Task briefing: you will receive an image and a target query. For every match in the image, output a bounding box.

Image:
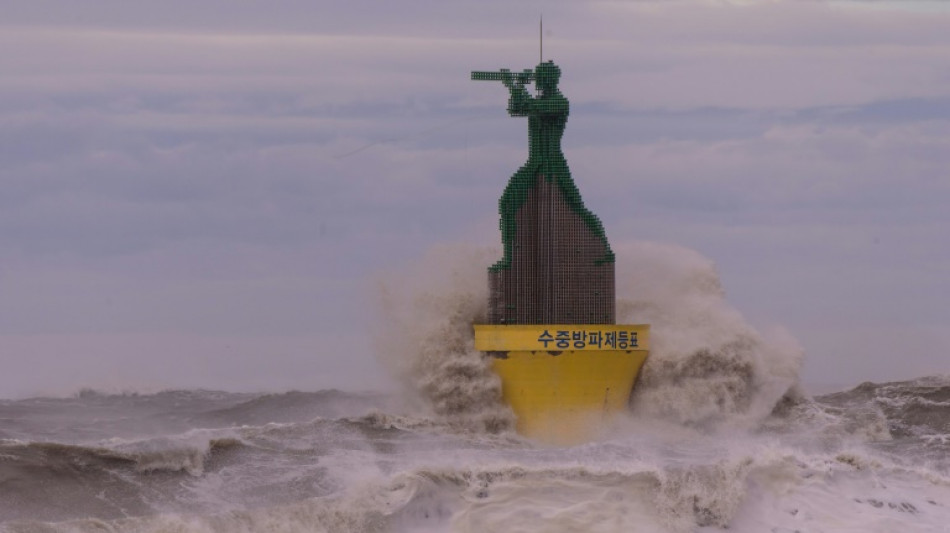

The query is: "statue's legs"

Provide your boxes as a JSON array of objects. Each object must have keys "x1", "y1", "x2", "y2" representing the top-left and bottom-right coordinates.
[
  {"x1": 489, "y1": 170, "x2": 615, "y2": 325},
  {"x1": 496, "y1": 163, "x2": 540, "y2": 269}
]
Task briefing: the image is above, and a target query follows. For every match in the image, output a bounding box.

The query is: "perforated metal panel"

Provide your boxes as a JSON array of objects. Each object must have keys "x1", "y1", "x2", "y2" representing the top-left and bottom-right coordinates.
[
  {"x1": 488, "y1": 176, "x2": 614, "y2": 325},
  {"x1": 475, "y1": 62, "x2": 615, "y2": 325}
]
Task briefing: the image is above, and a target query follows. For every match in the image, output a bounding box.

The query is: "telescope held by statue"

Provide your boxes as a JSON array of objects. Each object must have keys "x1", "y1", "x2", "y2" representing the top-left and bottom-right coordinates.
[{"x1": 471, "y1": 69, "x2": 535, "y2": 84}]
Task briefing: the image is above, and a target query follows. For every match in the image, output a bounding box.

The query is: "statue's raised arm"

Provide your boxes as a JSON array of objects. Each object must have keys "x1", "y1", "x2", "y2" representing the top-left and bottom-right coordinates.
[{"x1": 471, "y1": 64, "x2": 565, "y2": 118}]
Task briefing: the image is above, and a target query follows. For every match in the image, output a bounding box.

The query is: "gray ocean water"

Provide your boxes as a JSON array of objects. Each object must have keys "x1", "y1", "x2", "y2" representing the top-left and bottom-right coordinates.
[
  {"x1": 1, "y1": 379, "x2": 949, "y2": 532},
  {"x1": 3, "y1": 242, "x2": 947, "y2": 531}
]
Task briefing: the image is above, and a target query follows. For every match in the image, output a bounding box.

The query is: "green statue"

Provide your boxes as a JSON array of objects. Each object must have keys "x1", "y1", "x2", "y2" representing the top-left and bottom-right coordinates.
[{"x1": 472, "y1": 61, "x2": 613, "y2": 271}]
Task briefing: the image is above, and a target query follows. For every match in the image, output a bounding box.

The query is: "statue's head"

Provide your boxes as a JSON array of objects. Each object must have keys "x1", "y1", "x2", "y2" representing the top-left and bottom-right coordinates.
[{"x1": 535, "y1": 61, "x2": 560, "y2": 93}]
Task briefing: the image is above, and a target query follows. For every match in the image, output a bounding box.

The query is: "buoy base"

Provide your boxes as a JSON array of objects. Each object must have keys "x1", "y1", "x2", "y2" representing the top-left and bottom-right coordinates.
[
  {"x1": 474, "y1": 324, "x2": 650, "y2": 444},
  {"x1": 492, "y1": 349, "x2": 647, "y2": 444}
]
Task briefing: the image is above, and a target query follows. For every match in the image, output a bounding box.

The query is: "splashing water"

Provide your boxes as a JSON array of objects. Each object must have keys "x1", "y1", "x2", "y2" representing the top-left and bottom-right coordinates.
[
  {"x1": 373, "y1": 244, "x2": 515, "y2": 433},
  {"x1": 374, "y1": 240, "x2": 803, "y2": 433},
  {"x1": 6, "y1": 242, "x2": 950, "y2": 532},
  {"x1": 614, "y1": 241, "x2": 804, "y2": 427}
]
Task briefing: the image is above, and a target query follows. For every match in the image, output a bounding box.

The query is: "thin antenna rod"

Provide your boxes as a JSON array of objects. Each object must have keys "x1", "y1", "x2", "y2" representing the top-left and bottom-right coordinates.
[{"x1": 540, "y1": 15, "x2": 543, "y2": 64}]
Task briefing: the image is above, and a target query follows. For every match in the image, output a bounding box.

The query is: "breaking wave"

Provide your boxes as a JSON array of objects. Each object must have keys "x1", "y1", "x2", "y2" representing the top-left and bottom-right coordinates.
[
  {"x1": 613, "y1": 241, "x2": 804, "y2": 427},
  {"x1": 375, "y1": 241, "x2": 804, "y2": 433},
  {"x1": 3, "y1": 378, "x2": 950, "y2": 531},
  {"x1": 373, "y1": 244, "x2": 515, "y2": 434},
  {"x1": 0, "y1": 436, "x2": 239, "y2": 477},
  {"x1": 5, "y1": 446, "x2": 949, "y2": 533}
]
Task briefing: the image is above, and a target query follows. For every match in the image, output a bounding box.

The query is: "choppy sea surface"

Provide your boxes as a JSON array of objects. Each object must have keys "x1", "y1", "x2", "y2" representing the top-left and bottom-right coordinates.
[
  {"x1": 1, "y1": 379, "x2": 949, "y2": 533},
  {"x1": 3, "y1": 243, "x2": 947, "y2": 531}
]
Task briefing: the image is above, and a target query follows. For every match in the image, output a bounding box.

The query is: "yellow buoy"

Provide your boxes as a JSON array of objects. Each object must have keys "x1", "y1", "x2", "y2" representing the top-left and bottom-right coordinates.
[{"x1": 474, "y1": 324, "x2": 649, "y2": 444}]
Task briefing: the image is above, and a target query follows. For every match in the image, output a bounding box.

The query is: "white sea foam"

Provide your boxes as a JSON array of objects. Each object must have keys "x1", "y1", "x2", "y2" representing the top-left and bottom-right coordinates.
[
  {"x1": 5, "y1": 240, "x2": 950, "y2": 532},
  {"x1": 10, "y1": 433, "x2": 950, "y2": 533},
  {"x1": 4, "y1": 384, "x2": 950, "y2": 532},
  {"x1": 613, "y1": 241, "x2": 804, "y2": 428},
  {"x1": 373, "y1": 244, "x2": 515, "y2": 434},
  {"x1": 374, "y1": 240, "x2": 803, "y2": 435}
]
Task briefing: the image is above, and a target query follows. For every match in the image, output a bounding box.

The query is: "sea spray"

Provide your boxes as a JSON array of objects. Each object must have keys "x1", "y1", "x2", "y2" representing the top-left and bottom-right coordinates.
[
  {"x1": 653, "y1": 458, "x2": 753, "y2": 530},
  {"x1": 614, "y1": 241, "x2": 804, "y2": 427},
  {"x1": 375, "y1": 241, "x2": 803, "y2": 434},
  {"x1": 5, "y1": 382, "x2": 950, "y2": 531},
  {"x1": 373, "y1": 244, "x2": 515, "y2": 433}
]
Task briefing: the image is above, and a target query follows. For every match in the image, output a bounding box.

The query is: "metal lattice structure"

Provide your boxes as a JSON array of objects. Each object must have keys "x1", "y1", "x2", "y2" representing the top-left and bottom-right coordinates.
[{"x1": 473, "y1": 61, "x2": 615, "y2": 325}]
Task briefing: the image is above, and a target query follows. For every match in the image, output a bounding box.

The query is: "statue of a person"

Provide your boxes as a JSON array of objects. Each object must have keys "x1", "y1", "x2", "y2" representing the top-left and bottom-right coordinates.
[{"x1": 491, "y1": 61, "x2": 612, "y2": 270}]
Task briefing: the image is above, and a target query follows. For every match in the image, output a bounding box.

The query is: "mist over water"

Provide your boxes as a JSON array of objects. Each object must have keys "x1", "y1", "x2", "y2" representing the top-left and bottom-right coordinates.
[
  {"x1": 375, "y1": 241, "x2": 803, "y2": 432},
  {"x1": 373, "y1": 244, "x2": 514, "y2": 434},
  {"x1": 614, "y1": 241, "x2": 804, "y2": 427},
  {"x1": 2, "y1": 241, "x2": 949, "y2": 532}
]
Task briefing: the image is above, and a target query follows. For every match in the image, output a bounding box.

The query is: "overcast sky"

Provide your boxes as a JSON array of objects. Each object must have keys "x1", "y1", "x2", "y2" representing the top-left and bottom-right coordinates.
[{"x1": 1, "y1": 0, "x2": 948, "y2": 397}]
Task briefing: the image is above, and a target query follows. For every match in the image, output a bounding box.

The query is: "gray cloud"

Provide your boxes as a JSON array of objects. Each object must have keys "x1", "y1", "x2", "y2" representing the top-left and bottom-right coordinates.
[{"x1": 1, "y1": 0, "x2": 948, "y2": 396}]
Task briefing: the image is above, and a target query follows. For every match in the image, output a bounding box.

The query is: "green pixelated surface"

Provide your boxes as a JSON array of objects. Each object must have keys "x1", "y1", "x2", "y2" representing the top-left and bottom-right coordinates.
[{"x1": 472, "y1": 62, "x2": 614, "y2": 271}]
